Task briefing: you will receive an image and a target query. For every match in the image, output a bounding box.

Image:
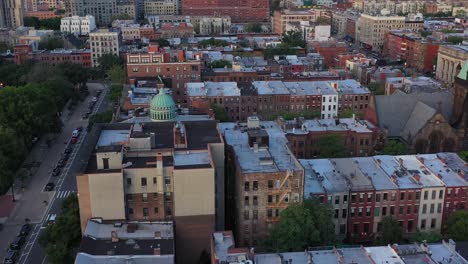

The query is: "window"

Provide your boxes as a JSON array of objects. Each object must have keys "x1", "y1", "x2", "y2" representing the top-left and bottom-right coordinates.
[
  {"x1": 358, "y1": 207, "x2": 363, "y2": 217},
  {"x1": 253, "y1": 210, "x2": 258, "y2": 219},
  {"x1": 143, "y1": 208, "x2": 149, "y2": 217},
  {"x1": 141, "y1": 177, "x2": 147, "y2": 186},
  {"x1": 421, "y1": 219, "x2": 426, "y2": 229},
  {"x1": 128, "y1": 208, "x2": 134, "y2": 214},
  {"x1": 359, "y1": 193, "x2": 364, "y2": 203},
  {"x1": 408, "y1": 220, "x2": 414, "y2": 232},
  {"x1": 153, "y1": 193, "x2": 158, "y2": 200},
  {"x1": 382, "y1": 207, "x2": 387, "y2": 216},
  {"x1": 343, "y1": 195, "x2": 348, "y2": 203},
  {"x1": 431, "y1": 218, "x2": 436, "y2": 229},
  {"x1": 437, "y1": 203, "x2": 442, "y2": 213},
  {"x1": 439, "y1": 190, "x2": 444, "y2": 199},
  {"x1": 364, "y1": 223, "x2": 370, "y2": 233},
  {"x1": 268, "y1": 195, "x2": 273, "y2": 203},
  {"x1": 375, "y1": 193, "x2": 381, "y2": 202},
  {"x1": 351, "y1": 208, "x2": 355, "y2": 217},
  {"x1": 424, "y1": 191, "x2": 428, "y2": 200},
  {"x1": 342, "y1": 209, "x2": 347, "y2": 218},
  {"x1": 102, "y1": 158, "x2": 109, "y2": 169},
  {"x1": 390, "y1": 206, "x2": 395, "y2": 215},
  {"x1": 399, "y1": 206, "x2": 404, "y2": 215},
  {"x1": 422, "y1": 204, "x2": 427, "y2": 214},
  {"x1": 335, "y1": 195, "x2": 340, "y2": 204},
  {"x1": 340, "y1": 224, "x2": 346, "y2": 234},
  {"x1": 245, "y1": 196, "x2": 249, "y2": 206},
  {"x1": 366, "y1": 207, "x2": 371, "y2": 216},
  {"x1": 353, "y1": 223, "x2": 359, "y2": 233},
  {"x1": 268, "y1": 180, "x2": 274, "y2": 189},
  {"x1": 244, "y1": 182, "x2": 250, "y2": 191},
  {"x1": 416, "y1": 191, "x2": 421, "y2": 200},
  {"x1": 375, "y1": 207, "x2": 380, "y2": 216},
  {"x1": 126, "y1": 178, "x2": 132, "y2": 186},
  {"x1": 430, "y1": 204, "x2": 435, "y2": 213},
  {"x1": 126, "y1": 194, "x2": 132, "y2": 201},
  {"x1": 253, "y1": 181, "x2": 258, "y2": 191},
  {"x1": 400, "y1": 192, "x2": 405, "y2": 201},
  {"x1": 334, "y1": 209, "x2": 339, "y2": 218},
  {"x1": 154, "y1": 207, "x2": 159, "y2": 214},
  {"x1": 244, "y1": 210, "x2": 249, "y2": 220},
  {"x1": 367, "y1": 193, "x2": 372, "y2": 202},
  {"x1": 253, "y1": 196, "x2": 258, "y2": 206},
  {"x1": 351, "y1": 194, "x2": 357, "y2": 203},
  {"x1": 153, "y1": 177, "x2": 157, "y2": 184},
  {"x1": 432, "y1": 191, "x2": 436, "y2": 200},
  {"x1": 383, "y1": 193, "x2": 388, "y2": 201},
  {"x1": 142, "y1": 193, "x2": 148, "y2": 202},
  {"x1": 267, "y1": 209, "x2": 272, "y2": 218},
  {"x1": 407, "y1": 205, "x2": 412, "y2": 214},
  {"x1": 408, "y1": 193, "x2": 413, "y2": 200}
]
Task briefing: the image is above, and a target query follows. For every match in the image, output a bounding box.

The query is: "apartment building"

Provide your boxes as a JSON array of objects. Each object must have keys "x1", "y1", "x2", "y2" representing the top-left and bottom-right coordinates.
[
  {"x1": 182, "y1": 0, "x2": 269, "y2": 23},
  {"x1": 14, "y1": 48, "x2": 92, "y2": 68},
  {"x1": 144, "y1": 0, "x2": 178, "y2": 16},
  {"x1": 126, "y1": 44, "x2": 202, "y2": 104},
  {"x1": 219, "y1": 118, "x2": 304, "y2": 247},
  {"x1": 0, "y1": 0, "x2": 24, "y2": 28},
  {"x1": 67, "y1": 0, "x2": 117, "y2": 25},
  {"x1": 146, "y1": 15, "x2": 231, "y2": 35},
  {"x1": 425, "y1": 3, "x2": 453, "y2": 14},
  {"x1": 436, "y1": 45, "x2": 468, "y2": 86},
  {"x1": 60, "y1": 15, "x2": 96, "y2": 36},
  {"x1": 160, "y1": 22, "x2": 194, "y2": 39},
  {"x1": 356, "y1": 14, "x2": 424, "y2": 51},
  {"x1": 282, "y1": 117, "x2": 380, "y2": 158},
  {"x1": 76, "y1": 116, "x2": 225, "y2": 263},
  {"x1": 309, "y1": 40, "x2": 348, "y2": 68},
  {"x1": 272, "y1": 9, "x2": 331, "y2": 35},
  {"x1": 120, "y1": 24, "x2": 156, "y2": 41},
  {"x1": 89, "y1": 29, "x2": 119, "y2": 67}
]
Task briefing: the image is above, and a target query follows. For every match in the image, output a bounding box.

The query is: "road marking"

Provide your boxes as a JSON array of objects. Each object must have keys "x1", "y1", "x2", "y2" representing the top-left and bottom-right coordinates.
[{"x1": 56, "y1": 190, "x2": 76, "y2": 199}]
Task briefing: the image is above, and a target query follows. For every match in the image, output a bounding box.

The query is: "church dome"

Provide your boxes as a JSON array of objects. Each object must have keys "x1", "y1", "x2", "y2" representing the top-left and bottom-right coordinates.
[{"x1": 150, "y1": 88, "x2": 176, "y2": 122}]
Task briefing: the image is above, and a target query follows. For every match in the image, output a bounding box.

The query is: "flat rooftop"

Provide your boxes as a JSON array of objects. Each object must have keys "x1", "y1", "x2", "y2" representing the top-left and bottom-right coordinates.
[
  {"x1": 75, "y1": 253, "x2": 174, "y2": 264},
  {"x1": 186, "y1": 82, "x2": 240, "y2": 97},
  {"x1": 417, "y1": 154, "x2": 468, "y2": 187},
  {"x1": 219, "y1": 121, "x2": 302, "y2": 174},
  {"x1": 212, "y1": 232, "x2": 250, "y2": 263},
  {"x1": 354, "y1": 157, "x2": 398, "y2": 190},
  {"x1": 84, "y1": 220, "x2": 174, "y2": 239},
  {"x1": 301, "y1": 159, "x2": 350, "y2": 196},
  {"x1": 284, "y1": 118, "x2": 373, "y2": 135},
  {"x1": 397, "y1": 155, "x2": 445, "y2": 188},
  {"x1": 364, "y1": 246, "x2": 405, "y2": 264},
  {"x1": 173, "y1": 150, "x2": 212, "y2": 169}
]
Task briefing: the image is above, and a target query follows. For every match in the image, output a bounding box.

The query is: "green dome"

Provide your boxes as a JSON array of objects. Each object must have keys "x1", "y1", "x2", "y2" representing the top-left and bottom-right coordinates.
[{"x1": 150, "y1": 88, "x2": 176, "y2": 122}]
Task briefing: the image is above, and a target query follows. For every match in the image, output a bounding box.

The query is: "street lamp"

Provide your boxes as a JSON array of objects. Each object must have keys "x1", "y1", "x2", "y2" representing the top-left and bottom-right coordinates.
[{"x1": 11, "y1": 183, "x2": 15, "y2": 202}]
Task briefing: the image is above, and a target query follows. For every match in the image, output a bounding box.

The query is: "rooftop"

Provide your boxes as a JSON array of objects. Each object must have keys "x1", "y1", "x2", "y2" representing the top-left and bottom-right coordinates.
[
  {"x1": 186, "y1": 82, "x2": 241, "y2": 97},
  {"x1": 212, "y1": 231, "x2": 250, "y2": 263},
  {"x1": 418, "y1": 154, "x2": 468, "y2": 187},
  {"x1": 386, "y1": 77, "x2": 443, "y2": 94},
  {"x1": 75, "y1": 253, "x2": 174, "y2": 264},
  {"x1": 301, "y1": 159, "x2": 350, "y2": 196},
  {"x1": 283, "y1": 118, "x2": 374, "y2": 135},
  {"x1": 173, "y1": 150, "x2": 212, "y2": 169},
  {"x1": 364, "y1": 246, "x2": 405, "y2": 264},
  {"x1": 218, "y1": 121, "x2": 302, "y2": 174}
]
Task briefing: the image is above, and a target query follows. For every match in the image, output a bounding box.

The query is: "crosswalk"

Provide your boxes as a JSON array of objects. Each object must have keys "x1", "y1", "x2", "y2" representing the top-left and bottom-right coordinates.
[{"x1": 56, "y1": 190, "x2": 76, "y2": 199}]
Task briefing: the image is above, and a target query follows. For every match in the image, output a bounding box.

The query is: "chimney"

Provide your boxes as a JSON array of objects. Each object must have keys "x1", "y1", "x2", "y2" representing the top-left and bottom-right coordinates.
[
  {"x1": 154, "y1": 247, "x2": 161, "y2": 256},
  {"x1": 111, "y1": 231, "x2": 119, "y2": 242},
  {"x1": 419, "y1": 156, "x2": 425, "y2": 164},
  {"x1": 414, "y1": 174, "x2": 421, "y2": 184}
]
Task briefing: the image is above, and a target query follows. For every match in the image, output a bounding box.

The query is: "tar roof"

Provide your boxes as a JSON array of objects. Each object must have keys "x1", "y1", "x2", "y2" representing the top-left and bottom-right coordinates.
[
  {"x1": 332, "y1": 158, "x2": 374, "y2": 191},
  {"x1": 79, "y1": 237, "x2": 174, "y2": 256},
  {"x1": 284, "y1": 118, "x2": 373, "y2": 134},
  {"x1": 396, "y1": 155, "x2": 445, "y2": 188},
  {"x1": 354, "y1": 157, "x2": 398, "y2": 190},
  {"x1": 173, "y1": 150, "x2": 212, "y2": 169},
  {"x1": 75, "y1": 253, "x2": 174, "y2": 264},
  {"x1": 300, "y1": 159, "x2": 350, "y2": 196},
  {"x1": 373, "y1": 155, "x2": 422, "y2": 189},
  {"x1": 430, "y1": 241, "x2": 468, "y2": 264},
  {"x1": 417, "y1": 154, "x2": 468, "y2": 187},
  {"x1": 219, "y1": 121, "x2": 301, "y2": 174}
]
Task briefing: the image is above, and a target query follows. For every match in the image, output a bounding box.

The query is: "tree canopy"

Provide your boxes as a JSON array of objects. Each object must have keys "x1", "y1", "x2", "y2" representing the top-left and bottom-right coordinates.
[
  {"x1": 380, "y1": 216, "x2": 403, "y2": 245},
  {"x1": 154, "y1": 38, "x2": 170, "y2": 47},
  {"x1": 199, "y1": 38, "x2": 228, "y2": 48},
  {"x1": 97, "y1": 54, "x2": 123, "y2": 72},
  {"x1": 208, "y1": 60, "x2": 232, "y2": 69},
  {"x1": 281, "y1": 30, "x2": 306, "y2": 48},
  {"x1": 447, "y1": 211, "x2": 468, "y2": 241},
  {"x1": 211, "y1": 104, "x2": 230, "y2": 122},
  {"x1": 39, "y1": 194, "x2": 81, "y2": 264},
  {"x1": 411, "y1": 231, "x2": 442, "y2": 243},
  {"x1": 244, "y1": 23, "x2": 263, "y2": 33},
  {"x1": 381, "y1": 140, "x2": 407, "y2": 155},
  {"x1": 39, "y1": 36, "x2": 64, "y2": 50},
  {"x1": 318, "y1": 134, "x2": 346, "y2": 158},
  {"x1": 447, "y1": 36, "x2": 464, "y2": 45},
  {"x1": 24, "y1": 16, "x2": 61, "y2": 30},
  {"x1": 262, "y1": 199, "x2": 335, "y2": 252}
]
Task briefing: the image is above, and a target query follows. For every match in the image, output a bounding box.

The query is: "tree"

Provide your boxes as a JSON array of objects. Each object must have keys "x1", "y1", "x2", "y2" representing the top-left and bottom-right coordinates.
[
  {"x1": 97, "y1": 54, "x2": 122, "y2": 71},
  {"x1": 58, "y1": 62, "x2": 89, "y2": 88},
  {"x1": 338, "y1": 108, "x2": 358, "y2": 118},
  {"x1": 380, "y1": 216, "x2": 403, "y2": 245},
  {"x1": 447, "y1": 36, "x2": 464, "y2": 45},
  {"x1": 39, "y1": 194, "x2": 81, "y2": 264},
  {"x1": 199, "y1": 38, "x2": 227, "y2": 48},
  {"x1": 412, "y1": 231, "x2": 442, "y2": 243},
  {"x1": 318, "y1": 134, "x2": 346, "y2": 158},
  {"x1": 208, "y1": 60, "x2": 232, "y2": 69},
  {"x1": 108, "y1": 84, "x2": 123, "y2": 103},
  {"x1": 108, "y1": 65, "x2": 126, "y2": 84},
  {"x1": 89, "y1": 110, "x2": 113, "y2": 128},
  {"x1": 381, "y1": 140, "x2": 407, "y2": 155},
  {"x1": 39, "y1": 17, "x2": 61, "y2": 30},
  {"x1": 262, "y1": 199, "x2": 335, "y2": 252},
  {"x1": 154, "y1": 38, "x2": 170, "y2": 47},
  {"x1": 244, "y1": 23, "x2": 263, "y2": 33},
  {"x1": 367, "y1": 83, "x2": 385, "y2": 95},
  {"x1": 419, "y1": 30, "x2": 431, "y2": 38},
  {"x1": 23, "y1": 16, "x2": 40, "y2": 29},
  {"x1": 39, "y1": 36, "x2": 64, "y2": 50},
  {"x1": 459, "y1": 151, "x2": 468, "y2": 162},
  {"x1": 281, "y1": 30, "x2": 305, "y2": 48},
  {"x1": 455, "y1": 9, "x2": 466, "y2": 18},
  {"x1": 211, "y1": 104, "x2": 230, "y2": 122},
  {"x1": 447, "y1": 211, "x2": 468, "y2": 241},
  {"x1": 270, "y1": 0, "x2": 281, "y2": 14},
  {"x1": 111, "y1": 13, "x2": 132, "y2": 21}
]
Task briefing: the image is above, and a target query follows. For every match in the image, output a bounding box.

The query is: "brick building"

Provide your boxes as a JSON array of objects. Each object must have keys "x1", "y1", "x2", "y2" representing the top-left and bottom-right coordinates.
[
  {"x1": 182, "y1": 0, "x2": 269, "y2": 23},
  {"x1": 160, "y1": 22, "x2": 194, "y2": 39},
  {"x1": 14, "y1": 45, "x2": 92, "y2": 68},
  {"x1": 281, "y1": 117, "x2": 381, "y2": 158},
  {"x1": 219, "y1": 118, "x2": 304, "y2": 247},
  {"x1": 272, "y1": 9, "x2": 331, "y2": 35},
  {"x1": 126, "y1": 44, "x2": 202, "y2": 104},
  {"x1": 309, "y1": 40, "x2": 348, "y2": 68},
  {"x1": 24, "y1": 10, "x2": 61, "y2": 19}
]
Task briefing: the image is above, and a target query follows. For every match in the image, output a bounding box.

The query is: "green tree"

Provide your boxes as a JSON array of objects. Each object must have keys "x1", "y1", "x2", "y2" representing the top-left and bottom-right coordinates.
[
  {"x1": 381, "y1": 140, "x2": 407, "y2": 155},
  {"x1": 97, "y1": 54, "x2": 122, "y2": 71},
  {"x1": 380, "y1": 216, "x2": 403, "y2": 245},
  {"x1": 281, "y1": 30, "x2": 305, "y2": 48},
  {"x1": 338, "y1": 108, "x2": 358, "y2": 118},
  {"x1": 38, "y1": 36, "x2": 64, "y2": 50},
  {"x1": 244, "y1": 23, "x2": 263, "y2": 33},
  {"x1": 111, "y1": 13, "x2": 132, "y2": 21},
  {"x1": 211, "y1": 104, "x2": 230, "y2": 122},
  {"x1": 412, "y1": 231, "x2": 442, "y2": 243},
  {"x1": 39, "y1": 17, "x2": 61, "y2": 30},
  {"x1": 108, "y1": 65, "x2": 126, "y2": 84},
  {"x1": 208, "y1": 60, "x2": 232, "y2": 68},
  {"x1": 154, "y1": 38, "x2": 170, "y2": 47},
  {"x1": 455, "y1": 9, "x2": 466, "y2": 18},
  {"x1": 199, "y1": 38, "x2": 227, "y2": 48},
  {"x1": 89, "y1": 110, "x2": 113, "y2": 128},
  {"x1": 447, "y1": 36, "x2": 464, "y2": 45},
  {"x1": 367, "y1": 83, "x2": 385, "y2": 95},
  {"x1": 459, "y1": 151, "x2": 468, "y2": 162},
  {"x1": 267, "y1": 110, "x2": 320, "y2": 121},
  {"x1": 23, "y1": 16, "x2": 41, "y2": 29},
  {"x1": 270, "y1": 0, "x2": 281, "y2": 14},
  {"x1": 108, "y1": 84, "x2": 123, "y2": 103},
  {"x1": 39, "y1": 194, "x2": 81, "y2": 264},
  {"x1": 419, "y1": 30, "x2": 431, "y2": 38},
  {"x1": 447, "y1": 211, "x2": 468, "y2": 241},
  {"x1": 262, "y1": 199, "x2": 335, "y2": 252},
  {"x1": 58, "y1": 62, "x2": 89, "y2": 88},
  {"x1": 318, "y1": 134, "x2": 346, "y2": 158}
]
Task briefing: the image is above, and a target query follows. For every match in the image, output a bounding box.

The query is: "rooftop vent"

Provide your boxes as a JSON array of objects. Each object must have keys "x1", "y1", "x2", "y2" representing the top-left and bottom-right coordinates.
[{"x1": 259, "y1": 157, "x2": 274, "y2": 165}]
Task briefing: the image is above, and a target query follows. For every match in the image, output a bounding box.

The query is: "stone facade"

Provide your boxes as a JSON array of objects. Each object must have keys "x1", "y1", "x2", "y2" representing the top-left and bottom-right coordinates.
[{"x1": 436, "y1": 45, "x2": 468, "y2": 87}]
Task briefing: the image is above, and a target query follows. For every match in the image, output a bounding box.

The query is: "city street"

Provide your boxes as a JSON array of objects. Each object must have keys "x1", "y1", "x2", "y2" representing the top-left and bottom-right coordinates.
[{"x1": 0, "y1": 82, "x2": 109, "y2": 264}]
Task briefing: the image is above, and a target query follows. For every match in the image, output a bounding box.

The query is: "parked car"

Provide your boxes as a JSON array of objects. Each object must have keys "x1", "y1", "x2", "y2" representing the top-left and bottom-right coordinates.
[
  {"x1": 46, "y1": 214, "x2": 56, "y2": 225},
  {"x1": 76, "y1": 126, "x2": 83, "y2": 132},
  {"x1": 3, "y1": 250, "x2": 17, "y2": 264},
  {"x1": 9, "y1": 236, "x2": 25, "y2": 250},
  {"x1": 19, "y1": 224, "x2": 30, "y2": 236},
  {"x1": 64, "y1": 147, "x2": 72, "y2": 154},
  {"x1": 92, "y1": 97, "x2": 98, "y2": 102},
  {"x1": 57, "y1": 158, "x2": 66, "y2": 167},
  {"x1": 70, "y1": 137, "x2": 78, "y2": 144},
  {"x1": 52, "y1": 167, "x2": 61, "y2": 176},
  {"x1": 45, "y1": 182, "x2": 55, "y2": 191}
]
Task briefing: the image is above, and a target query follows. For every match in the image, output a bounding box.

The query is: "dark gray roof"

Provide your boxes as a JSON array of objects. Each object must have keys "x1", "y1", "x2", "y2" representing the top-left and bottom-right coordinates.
[
  {"x1": 400, "y1": 101, "x2": 436, "y2": 142},
  {"x1": 375, "y1": 90, "x2": 453, "y2": 137}
]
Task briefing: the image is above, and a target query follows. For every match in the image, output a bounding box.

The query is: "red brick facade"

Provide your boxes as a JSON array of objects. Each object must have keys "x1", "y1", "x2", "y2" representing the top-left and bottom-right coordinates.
[{"x1": 182, "y1": 0, "x2": 269, "y2": 23}]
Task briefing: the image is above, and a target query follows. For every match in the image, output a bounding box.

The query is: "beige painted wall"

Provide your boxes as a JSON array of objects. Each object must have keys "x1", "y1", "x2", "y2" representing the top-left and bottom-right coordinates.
[
  {"x1": 124, "y1": 168, "x2": 163, "y2": 193},
  {"x1": 209, "y1": 142, "x2": 225, "y2": 230},
  {"x1": 88, "y1": 172, "x2": 126, "y2": 220},
  {"x1": 77, "y1": 174, "x2": 91, "y2": 234},
  {"x1": 173, "y1": 167, "x2": 215, "y2": 217},
  {"x1": 96, "y1": 151, "x2": 122, "y2": 170}
]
